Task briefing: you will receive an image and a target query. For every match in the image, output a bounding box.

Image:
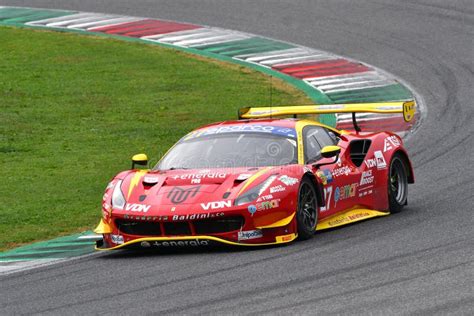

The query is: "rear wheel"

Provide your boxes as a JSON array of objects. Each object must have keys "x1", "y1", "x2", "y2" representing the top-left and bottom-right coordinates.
[
  {"x1": 296, "y1": 177, "x2": 318, "y2": 240},
  {"x1": 388, "y1": 154, "x2": 408, "y2": 213}
]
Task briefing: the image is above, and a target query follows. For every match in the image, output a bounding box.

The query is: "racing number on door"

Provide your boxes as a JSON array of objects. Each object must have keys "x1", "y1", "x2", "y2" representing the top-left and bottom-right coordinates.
[{"x1": 320, "y1": 186, "x2": 332, "y2": 212}]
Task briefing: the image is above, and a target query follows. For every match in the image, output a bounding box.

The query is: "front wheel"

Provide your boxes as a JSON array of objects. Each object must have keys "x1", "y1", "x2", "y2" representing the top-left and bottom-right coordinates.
[
  {"x1": 388, "y1": 154, "x2": 409, "y2": 213},
  {"x1": 296, "y1": 177, "x2": 318, "y2": 240}
]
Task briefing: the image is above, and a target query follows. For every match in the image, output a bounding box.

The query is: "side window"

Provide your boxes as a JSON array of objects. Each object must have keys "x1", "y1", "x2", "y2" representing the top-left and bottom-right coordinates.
[
  {"x1": 303, "y1": 126, "x2": 338, "y2": 163},
  {"x1": 318, "y1": 128, "x2": 338, "y2": 147}
]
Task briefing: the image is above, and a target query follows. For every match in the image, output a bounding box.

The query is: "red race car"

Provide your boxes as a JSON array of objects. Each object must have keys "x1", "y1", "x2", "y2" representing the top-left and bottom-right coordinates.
[{"x1": 94, "y1": 101, "x2": 416, "y2": 250}]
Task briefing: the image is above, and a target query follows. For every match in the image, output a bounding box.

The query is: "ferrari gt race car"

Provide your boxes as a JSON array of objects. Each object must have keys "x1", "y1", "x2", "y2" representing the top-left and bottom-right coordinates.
[{"x1": 94, "y1": 101, "x2": 416, "y2": 250}]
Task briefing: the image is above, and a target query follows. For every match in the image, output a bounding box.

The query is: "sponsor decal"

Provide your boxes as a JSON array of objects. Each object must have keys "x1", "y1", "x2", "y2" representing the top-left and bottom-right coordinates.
[
  {"x1": 358, "y1": 189, "x2": 373, "y2": 197},
  {"x1": 279, "y1": 234, "x2": 295, "y2": 242},
  {"x1": 256, "y1": 194, "x2": 273, "y2": 202},
  {"x1": 320, "y1": 186, "x2": 333, "y2": 212},
  {"x1": 172, "y1": 212, "x2": 224, "y2": 221},
  {"x1": 151, "y1": 240, "x2": 210, "y2": 247},
  {"x1": 258, "y1": 175, "x2": 277, "y2": 195},
  {"x1": 248, "y1": 205, "x2": 257, "y2": 216},
  {"x1": 125, "y1": 203, "x2": 151, "y2": 213},
  {"x1": 270, "y1": 185, "x2": 286, "y2": 193},
  {"x1": 171, "y1": 173, "x2": 227, "y2": 180},
  {"x1": 374, "y1": 151, "x2": 387, "y2": 169},
  {"x1": 334, "y1": 184, "x2": 357, "y2": 204},
  {"x1": 111, "y1": 234, "x2": 124, "y2": 245},
  {"x1": 167, "y1": 186, "x2": 200, "y2": 204},
  {"x1": 185, "y1": 125, "x2": 297, "y2": 139},
  {"x1": 332, "y1": 165, "x2": 351, "y2": 177},
  {"x1": 191, "y1": 179, "x2": 201, "y2": 184},
  {"x1": 360, "y1": 170, "x2": 374, "y2": 186},
  {"x1": 383, "y1": 135, "x2": 401, "y2": 152},
  {"x1": 102, "y1": 193, "x2": 109, "y2": 201},
  {"x1": 238, "y1": 230, "x2": 263, "y2": 241},
  {"x1": 278, "y1": 175, "x2": 298, "y2": 186},
  {"x1": 201, "y1": 200, "x2": 232, "y2": 210},
  {"x1": 328, "y1": 212, "x2": 371, "y2": 227},
  {"x1": 364, "y1": 158, "x2": 377, "y2": 169},
  {"x1": 198, "y1": 169, "x2": 211, "y2": 174},
  {"x1": 124, "y1": 214, "x2": 169, "y2": 221},
  {"x1": 365, "y1": 151, "x2": 387, "y2": 170},
  {"x1": 256, "y1": 199, "x2": 280, "y2": 211},
  {"x1": 316, "y1": 169, "x2": 333, "y2": 185}
]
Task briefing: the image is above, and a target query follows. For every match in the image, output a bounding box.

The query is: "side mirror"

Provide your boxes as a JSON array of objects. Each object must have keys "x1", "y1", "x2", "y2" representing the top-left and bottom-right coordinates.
[
  {"x1": 313, "y1": 146, "x2": 341, "y2": 168},
  {"x1": 321, "y1": 145, "x2": 341, "y2": 158},
  {"x1": 131, "y1": 153, "x2": 148, "y2": 169}
]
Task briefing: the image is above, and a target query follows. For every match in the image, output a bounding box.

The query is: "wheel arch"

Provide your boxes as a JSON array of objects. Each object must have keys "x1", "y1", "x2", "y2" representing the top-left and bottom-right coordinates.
[
  {"x1": 392, "y1": 149, "x2": 414, "y2": 184},
  {"x1": 303, "y1": 172, "x2": 325, "y2": 207}
]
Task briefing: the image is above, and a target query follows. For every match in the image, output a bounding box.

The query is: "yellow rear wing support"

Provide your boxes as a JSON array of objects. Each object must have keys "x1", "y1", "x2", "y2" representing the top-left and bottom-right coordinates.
[{"x1": 238, "y1": 101, "x2": 416, "y2": 132}]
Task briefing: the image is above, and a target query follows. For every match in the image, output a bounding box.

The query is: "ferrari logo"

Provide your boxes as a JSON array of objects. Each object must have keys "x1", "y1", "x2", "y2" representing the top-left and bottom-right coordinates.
[{"x1": 167, "y1": 186, "x2": 200, "y2": 204}]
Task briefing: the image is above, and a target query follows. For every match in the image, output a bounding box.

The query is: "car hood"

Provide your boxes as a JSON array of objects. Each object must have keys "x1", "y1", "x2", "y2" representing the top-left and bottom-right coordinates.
[{"x1": 117, "y1": 167, "x2": 273, "y2": 209}]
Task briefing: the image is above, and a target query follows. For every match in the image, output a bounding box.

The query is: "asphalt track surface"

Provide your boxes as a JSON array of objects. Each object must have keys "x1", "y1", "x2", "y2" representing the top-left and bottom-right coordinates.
[{"x1": 1, "y1": 0, "x2": 473, "y2": 314}]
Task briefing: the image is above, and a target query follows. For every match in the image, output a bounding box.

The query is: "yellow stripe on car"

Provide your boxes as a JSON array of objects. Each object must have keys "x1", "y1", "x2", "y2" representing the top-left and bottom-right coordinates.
[
  {"x1": 127, "y1": 170, "x2": 148, "y2": 199},
  {"x1": 237, "y1": 167, "x2": 271, "y2": 195}
]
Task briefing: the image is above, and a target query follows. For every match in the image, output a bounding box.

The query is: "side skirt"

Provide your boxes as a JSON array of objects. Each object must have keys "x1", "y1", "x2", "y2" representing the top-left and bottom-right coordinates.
[{"x1": 316, "y1": 208, "x2": 389, "y2": 231}]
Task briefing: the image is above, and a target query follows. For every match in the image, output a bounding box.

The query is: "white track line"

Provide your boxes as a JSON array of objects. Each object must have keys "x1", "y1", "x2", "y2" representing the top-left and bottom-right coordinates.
[
  {"x1": 71, "y1": 17, "x2": 142, "y2": 30},
  {"x1": 27, "y1": 13, "x2": 92, "y2": 25}
]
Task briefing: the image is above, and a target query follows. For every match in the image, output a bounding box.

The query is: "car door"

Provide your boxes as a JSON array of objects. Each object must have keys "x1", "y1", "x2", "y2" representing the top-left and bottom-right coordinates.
[{"x1": 302, "y1": 125, "x2": 361, "y2": 218}]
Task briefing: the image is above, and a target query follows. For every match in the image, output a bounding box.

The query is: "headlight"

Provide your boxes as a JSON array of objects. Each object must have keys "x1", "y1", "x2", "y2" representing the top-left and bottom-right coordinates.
[
  {"x1": 235, "y1": 175, "x2": 277, "y2": 206},
  {"x1": 111, "y1": 180, "x2": 126, "y2": 210}
]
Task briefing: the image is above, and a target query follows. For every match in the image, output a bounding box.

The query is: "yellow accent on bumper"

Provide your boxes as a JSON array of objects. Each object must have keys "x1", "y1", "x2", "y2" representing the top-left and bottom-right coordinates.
[
  {"x1": 93, "y1": 219, "x2": 113, "y2": 234},
  {"x1": 316, "y1": 208, "x2": 389, "y2": 231},
  {"x1": 95, "y1": 233, "x2": 297, "y2": 251},
  {"x1": 256, "y1": 212, "x2": 295, "y2": 229}
]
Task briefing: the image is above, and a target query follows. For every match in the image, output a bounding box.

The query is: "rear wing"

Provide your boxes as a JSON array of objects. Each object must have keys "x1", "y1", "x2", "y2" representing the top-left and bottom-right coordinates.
[{"x1": 238, "y1": 100, "x2": 416, "y2": 132}]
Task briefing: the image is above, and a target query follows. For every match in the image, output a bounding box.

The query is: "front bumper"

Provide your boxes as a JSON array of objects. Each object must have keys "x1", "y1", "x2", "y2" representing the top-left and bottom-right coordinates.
[
  {"x1": 94, "y1": 212, "x2": 297, "y2": 250},
  {"x1": 95, "y1": 233, "x2": 297, "y2": 250}
]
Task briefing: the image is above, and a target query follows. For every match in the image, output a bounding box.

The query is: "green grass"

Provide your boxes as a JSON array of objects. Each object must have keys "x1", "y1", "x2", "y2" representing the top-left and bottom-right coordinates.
[{"x1": 0, "y1": 26, "x2": 310, "y2": 251}]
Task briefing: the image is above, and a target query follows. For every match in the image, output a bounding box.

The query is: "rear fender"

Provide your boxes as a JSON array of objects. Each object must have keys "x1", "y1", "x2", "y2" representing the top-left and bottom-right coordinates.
[{"x1": 393, "y1": 149, "x2": 415, "y2": 183}]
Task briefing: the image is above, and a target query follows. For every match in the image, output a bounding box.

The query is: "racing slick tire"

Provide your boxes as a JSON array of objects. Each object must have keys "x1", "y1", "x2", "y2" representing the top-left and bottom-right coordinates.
[
  {"x1": 388, "y1": 153, "x2": 409, "y2": 213},
  {"x1": 296, "y1": 177, "x2": 318, "y2": 240}
]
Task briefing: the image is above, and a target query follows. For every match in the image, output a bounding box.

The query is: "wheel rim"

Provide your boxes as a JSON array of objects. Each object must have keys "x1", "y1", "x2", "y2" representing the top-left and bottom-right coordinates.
[
  {"x1": 390, "y1": 158, "x2": 408, "y2": 204},
  {"x1": 298, "y1": 183, "x2": 317, "y2": 229}
]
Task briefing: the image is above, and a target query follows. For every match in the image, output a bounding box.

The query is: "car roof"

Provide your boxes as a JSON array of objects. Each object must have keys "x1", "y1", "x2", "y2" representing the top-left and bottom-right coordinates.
[
  {"x1": 195, "y1": 118, "x2": 295, "y2": 130},
  {"x1": 194, "y1": 118, "x2": 340, "y2": 134}
]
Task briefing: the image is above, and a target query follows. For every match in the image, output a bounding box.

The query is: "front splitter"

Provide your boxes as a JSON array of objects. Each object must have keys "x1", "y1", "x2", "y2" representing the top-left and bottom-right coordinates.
[{"x1": 95, "y1": 233, "x2": 297, "y2": 250}]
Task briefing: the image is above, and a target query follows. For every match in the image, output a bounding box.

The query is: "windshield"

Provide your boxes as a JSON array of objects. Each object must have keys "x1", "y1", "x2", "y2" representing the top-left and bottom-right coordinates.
[{"x1": 156, "y1": 132, "x2": 298, "y2": 170}]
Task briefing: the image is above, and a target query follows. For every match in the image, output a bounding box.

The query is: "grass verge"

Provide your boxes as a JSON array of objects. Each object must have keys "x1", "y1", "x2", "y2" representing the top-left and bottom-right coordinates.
[{"x1": 0, "y1": 26, "x2": 310, "y2": 251}]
